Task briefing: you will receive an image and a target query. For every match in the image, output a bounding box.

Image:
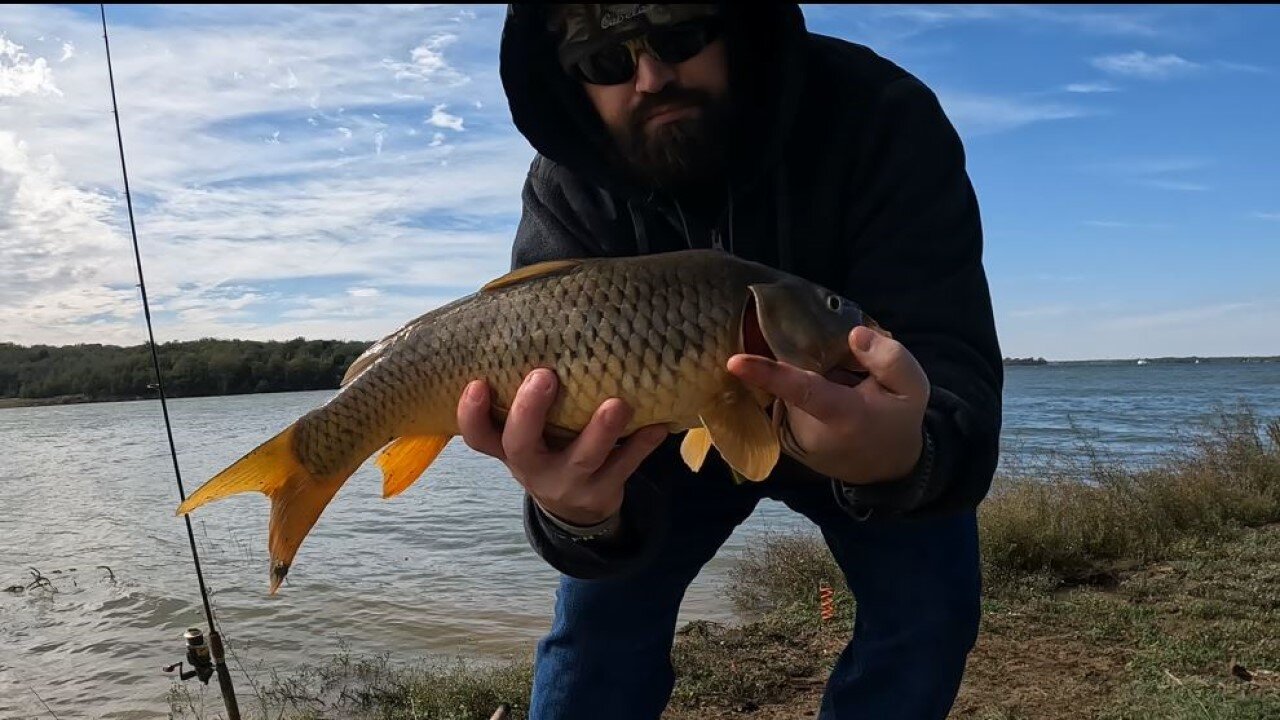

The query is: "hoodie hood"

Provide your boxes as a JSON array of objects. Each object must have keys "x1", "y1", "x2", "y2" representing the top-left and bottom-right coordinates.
[{"x1": 500, "y1": 3, "x2": 808, "y2": 200}]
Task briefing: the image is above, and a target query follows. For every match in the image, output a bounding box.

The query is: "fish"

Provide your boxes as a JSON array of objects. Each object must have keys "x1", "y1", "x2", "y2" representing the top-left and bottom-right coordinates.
[{"x1": 175, "y1": 249, "x2": 887, "y2": 593}]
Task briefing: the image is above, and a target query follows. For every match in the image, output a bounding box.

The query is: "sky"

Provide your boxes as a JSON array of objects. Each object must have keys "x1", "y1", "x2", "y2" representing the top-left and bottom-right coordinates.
[{"x1": 0, "y1": 4, "x2": 1277, "y2": 361}]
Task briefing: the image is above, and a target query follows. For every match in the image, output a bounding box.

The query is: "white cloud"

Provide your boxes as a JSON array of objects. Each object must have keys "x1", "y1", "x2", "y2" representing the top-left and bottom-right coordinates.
[
  {"x1": 1087, "y1": 156, "x2": 1211, "y2": 193},
  {"x1": 1253, "y1": 212, "x2": 1280, "y2": 221},
  {"x1": 1095, "y1": 157, "x2": 1208, "y2": 175},
  {"x1": 1008, "y1": 304, "x2": 1075, "y2": 320},
  {"x1": 1215, "y1": 60, "x2": 1268, "y2": 74},
  {"x1": 860, "y1": 5, "x2": 1162, "y2": 38},
  {"x1": 384, "y1": 33, "x2": 469, "y2": 88},
  {"x1": 1064, "y1": 82, "x2": 1119, "y2": 93},
  {"x1": 1139, "y1": 179, "x2": 1209, "y2": 192},
  {"x1": 1084, "y1": 220, "x2": 1170, "y2": 229},
  {"x1": 938, "y1": 92, "x2": 1090, "y2": 136},
  {"x1": 1091, "y1": 51, "x2": 1199, "y2": 80},
  {"x1": 0, "y1": 131, "x2": 140, "y2": 342},
  {"x1": 0, "y1": 4, "x2": 531, "y2": 346},
  {"x1": 802, "y1": 4, "x2": 1165, "y2": 58},
  {"x1": 1102, "y1": 302, "x2": 1259, "y2": 333},
  {"x1": 999, "y1": 300, "x2": 1280, "y2": 361},
  {"x1": 0, "y1": 34, "x2": 62, "y2": 97},
  {"x1": 427, "y1": 103, "x2": 465, "y2": 131}
]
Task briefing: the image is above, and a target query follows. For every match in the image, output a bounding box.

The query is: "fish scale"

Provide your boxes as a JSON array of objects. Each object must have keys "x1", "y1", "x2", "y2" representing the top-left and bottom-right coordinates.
[{"x1": 175, "y1": 249, "x2": 879, "y2": 593}]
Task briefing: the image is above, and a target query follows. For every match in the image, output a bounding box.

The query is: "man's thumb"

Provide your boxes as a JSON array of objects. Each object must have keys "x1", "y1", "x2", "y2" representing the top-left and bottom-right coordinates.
[{"x1": 849, "y1": 326, "x2": 928, "y2": 399}]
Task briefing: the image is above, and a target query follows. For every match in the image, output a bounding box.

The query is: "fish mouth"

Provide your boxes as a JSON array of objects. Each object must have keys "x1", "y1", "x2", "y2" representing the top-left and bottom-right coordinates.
[{"x1": 741, "y1": 292, "x2": 777, "y2": 361}]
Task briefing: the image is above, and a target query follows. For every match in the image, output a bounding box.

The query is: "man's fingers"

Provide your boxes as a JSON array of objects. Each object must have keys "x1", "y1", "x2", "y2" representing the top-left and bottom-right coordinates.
[
  {"x1": 564, "y1": 398, "x2": 634, "y2": 476},
  {"x1": 849, "y1": 326, "x2": 929, "y2": 399},
  {"x1": 457, "y1": 380, "x2": 505, "y2": 459},
  {"x1": 502, "y1": 368, "x2": 557, "y2": 462},
  {"x1": 726, "y1": 354, "x2": 851, "y2": 424},
  {"x1": 594, "y1": 424, "x2": 668, "y2": 489}
]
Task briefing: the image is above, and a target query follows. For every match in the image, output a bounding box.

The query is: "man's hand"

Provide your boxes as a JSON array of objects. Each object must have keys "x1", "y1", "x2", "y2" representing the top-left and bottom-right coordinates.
[
  {"x1": 726, "y1": 325, "x2": 930, "y2": 486},
  {"x1": 457, "y1": 368, "x2": 669, "y2": 527}
]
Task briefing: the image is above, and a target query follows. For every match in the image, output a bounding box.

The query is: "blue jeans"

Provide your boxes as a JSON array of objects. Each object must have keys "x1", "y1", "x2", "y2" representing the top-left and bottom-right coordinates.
[{"x1": 528, "y1": 471, "x2": 982, "y2": 719}]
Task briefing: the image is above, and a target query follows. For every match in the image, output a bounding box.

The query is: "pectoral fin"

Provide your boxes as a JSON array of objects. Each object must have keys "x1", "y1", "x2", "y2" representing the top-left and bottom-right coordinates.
[
  {"x1": 680, "y1": 426, "x2": 713, "y2": 472},
  {"x1": 698, "y1": 387, "x2": 780, "y2": 482},
  {"x1": 377, "y1": 435, "x2": 453, "y2": 499}
]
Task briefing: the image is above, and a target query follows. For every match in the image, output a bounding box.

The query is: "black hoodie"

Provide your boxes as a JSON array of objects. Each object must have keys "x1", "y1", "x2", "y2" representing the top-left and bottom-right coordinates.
[{"x1": 498, "y1": 4, "x2": 1004, "y2": 579}]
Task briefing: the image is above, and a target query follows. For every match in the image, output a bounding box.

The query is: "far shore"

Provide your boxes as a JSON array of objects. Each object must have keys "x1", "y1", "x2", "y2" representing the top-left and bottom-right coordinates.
[
  {"x1": 0, "y1": 388, "x2": 332, "y2": 410},
  {"x1": 2, "y1": 354, "x2": 1276, "y2": 412},
  {"x1": 0, "y1": 394, "x2": 117, "y2": 409}
]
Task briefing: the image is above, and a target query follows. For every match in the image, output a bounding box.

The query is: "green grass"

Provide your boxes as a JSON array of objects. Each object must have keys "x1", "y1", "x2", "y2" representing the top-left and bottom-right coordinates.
[
  {"x1": 954, "y1": 524, "x2": 1280, "y2": 719},
  {"x1": 168, "y1": 653, "x2": 533, "y2": 720},
  {"x1": 167, "y1": 409, "x2": 1280, "y2": 720},
  {"x1": 979, "y1": 409, "x2": 1280, "y2": 593}
]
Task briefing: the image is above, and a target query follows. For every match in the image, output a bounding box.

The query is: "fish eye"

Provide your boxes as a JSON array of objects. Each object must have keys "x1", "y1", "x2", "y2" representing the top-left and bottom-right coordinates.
[{"x1": 826, "y1": 295, "x2": 842, "y2": 312}]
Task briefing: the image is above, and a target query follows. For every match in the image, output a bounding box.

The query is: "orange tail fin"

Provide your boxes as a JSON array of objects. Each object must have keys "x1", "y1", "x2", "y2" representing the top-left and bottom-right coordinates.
[{"x1": 176, "y1": 423, "x2": 349, "y2": 594}]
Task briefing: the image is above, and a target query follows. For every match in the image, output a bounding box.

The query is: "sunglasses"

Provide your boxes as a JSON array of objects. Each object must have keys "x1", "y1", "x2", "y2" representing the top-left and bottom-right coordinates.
[{"x1": 567, "y1": 20, "x2": 723, "y2": 85}]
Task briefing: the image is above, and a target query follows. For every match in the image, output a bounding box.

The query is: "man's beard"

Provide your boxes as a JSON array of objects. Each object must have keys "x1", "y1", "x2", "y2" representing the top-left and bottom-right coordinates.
[{"x1": 611, "y1": 85, "x2": 730, "y2": 194}]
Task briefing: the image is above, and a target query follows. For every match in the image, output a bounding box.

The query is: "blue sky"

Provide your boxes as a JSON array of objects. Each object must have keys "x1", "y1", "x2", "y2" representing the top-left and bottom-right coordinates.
[{"x1": 0, "y1": 4, "x2": 1276, "y2": 360}]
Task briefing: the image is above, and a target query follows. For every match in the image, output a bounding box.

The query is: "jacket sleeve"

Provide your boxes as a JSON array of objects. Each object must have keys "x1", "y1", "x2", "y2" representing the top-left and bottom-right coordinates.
[
  {"x1": 832, "y1": 75, "x2": 1004, "y2": 519},
  {"x1": 507, "y1": 157, "x2": 671, "y2": 579}
]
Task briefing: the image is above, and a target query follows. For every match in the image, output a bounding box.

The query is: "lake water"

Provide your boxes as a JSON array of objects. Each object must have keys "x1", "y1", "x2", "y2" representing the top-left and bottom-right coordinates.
[{"x1": 2, "y1": 362, "x2": 1278, "y2": 718}]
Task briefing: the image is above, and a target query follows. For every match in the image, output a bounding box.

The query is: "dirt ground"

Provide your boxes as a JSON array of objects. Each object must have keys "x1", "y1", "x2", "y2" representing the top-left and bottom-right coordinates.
[{"x1": 666, "y1": 524, "x2": 1280, "y2": 720}]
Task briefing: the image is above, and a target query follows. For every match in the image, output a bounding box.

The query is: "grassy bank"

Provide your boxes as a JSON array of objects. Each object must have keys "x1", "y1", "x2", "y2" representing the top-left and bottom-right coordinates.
[{"x1": 169, "y1": 410, "x2": 1280, "y2": 719}]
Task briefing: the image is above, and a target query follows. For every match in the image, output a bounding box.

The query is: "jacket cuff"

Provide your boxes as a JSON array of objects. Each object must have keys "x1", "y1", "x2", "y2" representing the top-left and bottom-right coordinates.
[
  {"x1": 831, "y1": 420, "x2": 938, "y2": 520},
  {"x1": 532, "y1": 499, "x2": 624, "y2": 541},
  {"x1": 522, "y1": 475, "x2": 666, "y2": 580}
]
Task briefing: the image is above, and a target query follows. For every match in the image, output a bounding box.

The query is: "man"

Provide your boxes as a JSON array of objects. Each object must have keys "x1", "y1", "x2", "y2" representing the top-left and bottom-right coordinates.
[{"x1": 458, "y1": 4, "x2": 1003, "y2": 718}]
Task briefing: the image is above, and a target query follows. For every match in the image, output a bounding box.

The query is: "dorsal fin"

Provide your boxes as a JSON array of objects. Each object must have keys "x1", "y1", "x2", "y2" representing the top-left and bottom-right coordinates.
[
  {"x1": 341, "y1": 337, "x2": 394, "y2": 387},
  {"x1": 481, "y1": 259, "x2": 581, "y2": 292},
  {"x1": 339, "y1": 319, "x2": 422, "y2": 387},
  {"x1": 342, "y1": 260, "x2": 582, "y2": 387},
  {"x1": 339, "y1": 296, "x2": 469, "y2": 387}
]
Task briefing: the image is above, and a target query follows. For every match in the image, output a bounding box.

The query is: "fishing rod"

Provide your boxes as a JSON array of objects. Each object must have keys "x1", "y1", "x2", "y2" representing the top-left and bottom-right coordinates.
[{"x1": 98, "y1": 6, "x2": 241, "y2": 719}]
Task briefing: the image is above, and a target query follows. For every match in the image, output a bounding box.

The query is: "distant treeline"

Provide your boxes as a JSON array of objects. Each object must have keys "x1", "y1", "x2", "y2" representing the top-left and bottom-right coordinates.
[
  {"x1": 0, "y1": 339, "x2": 372, "y2": 402},
  {"x1": 1004, "y1": 355, "x2": 1279, "y2": 367},
  {"x1": 1003, "y1": 357, "x2": 1049, "y2": 366},
  {"x1": 3, "y1": 340, "x2": 1276, "y2": 406}
]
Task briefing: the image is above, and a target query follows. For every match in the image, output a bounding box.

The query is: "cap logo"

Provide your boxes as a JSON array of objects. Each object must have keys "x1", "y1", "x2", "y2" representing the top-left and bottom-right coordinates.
[{"x1": 600, "y1": 4, "x2": 654, "y2": 29}]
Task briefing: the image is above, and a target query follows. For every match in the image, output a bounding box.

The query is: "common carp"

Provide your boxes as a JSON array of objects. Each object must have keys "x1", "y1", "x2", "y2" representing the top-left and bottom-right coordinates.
[{"x1": 176, "y1": 249, "x2": 886, "y2": 593}]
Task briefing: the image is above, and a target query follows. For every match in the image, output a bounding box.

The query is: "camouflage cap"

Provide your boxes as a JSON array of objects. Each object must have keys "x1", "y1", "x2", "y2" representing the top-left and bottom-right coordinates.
[{"x1": 546, "y1": 4, "x2": 720, "y2": 71}]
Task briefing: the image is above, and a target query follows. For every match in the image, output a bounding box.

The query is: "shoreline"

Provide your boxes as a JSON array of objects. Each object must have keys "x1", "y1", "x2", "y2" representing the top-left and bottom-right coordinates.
[
  {"x1": 0, "y1": 394, "x2": 117, "y2": 409},
  {"x1": 159, "y1": 411, "x2": 1280, "y2": 719},
  {"x1": 0, "y1": 388, "x2": 334, "y2": 409},
  {"x1": 4, "y1": 356, "x2": 1276, "y2": 410}
]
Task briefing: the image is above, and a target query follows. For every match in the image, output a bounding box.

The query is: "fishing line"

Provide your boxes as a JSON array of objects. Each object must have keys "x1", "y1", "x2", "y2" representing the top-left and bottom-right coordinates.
[
  {"x1": 98, "y1": 5, "x2": 241, "y2": 718},
  {"x1": 25, "y1": 683, "x2": 60, "y2": 720}
]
